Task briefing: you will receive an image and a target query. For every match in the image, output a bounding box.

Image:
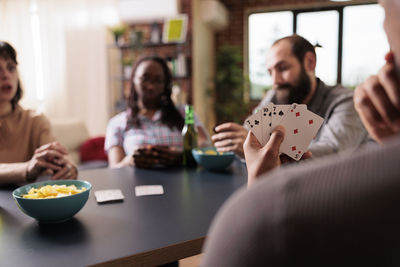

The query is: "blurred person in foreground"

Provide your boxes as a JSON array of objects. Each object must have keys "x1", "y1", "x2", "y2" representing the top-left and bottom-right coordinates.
[
  {"x1": 105, "y1": 56, "x2": 209, "y2": 168},
  {"x1": 203, "y1": 0, "x2": 400, "y2": 266},
  {"x1": 212, "y1": 34, "x2": 369, "y2": 159},
  {"x1": 0, "y1": 41, "x2": 77, "y2": 185}
]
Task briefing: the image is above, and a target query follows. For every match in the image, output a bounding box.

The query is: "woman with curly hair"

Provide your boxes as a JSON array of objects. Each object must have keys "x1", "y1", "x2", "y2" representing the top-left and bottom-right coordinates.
[{"x1": 105, "y1": 56, "x2": 209, "y2": 168}]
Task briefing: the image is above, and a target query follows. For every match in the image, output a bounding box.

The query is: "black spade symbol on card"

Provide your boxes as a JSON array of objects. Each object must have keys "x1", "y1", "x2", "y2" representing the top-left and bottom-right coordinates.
[{"x1": 279, "y1": 111, "x2": 284, "y2": 116}]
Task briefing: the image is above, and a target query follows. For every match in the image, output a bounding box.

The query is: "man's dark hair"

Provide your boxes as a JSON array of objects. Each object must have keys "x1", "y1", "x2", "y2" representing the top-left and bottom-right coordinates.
[
  {"x1": 273, "y1": 34, "x2": 316, "y2": 64},
  {"x1": 128, "y1": 56, "x2": 184, "y2": 130},
  {"x1": 0, "y1": 41, "x2": 22, "y2": 110}
]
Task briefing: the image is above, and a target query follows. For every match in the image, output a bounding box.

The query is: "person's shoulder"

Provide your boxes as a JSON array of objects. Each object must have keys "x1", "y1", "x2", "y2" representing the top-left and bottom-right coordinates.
[
  {"x1": 205, "y1": 135, "x2": 400, "y2": 266},
  {"x1": 109, "y1": 110, "x2": 128, "y2": 122},
  {"x1": 317, "y1": 80, "x2": 354, "y2": 110},
  {"x1": 203, "y1": 168, "x2": 284, "y2": 266},
  {"x1": 107, "y1": 110, "x2": 129, "y2": 129},
  {"x1": 17, "y1": 106, "x2": 50, "y2": 125}
]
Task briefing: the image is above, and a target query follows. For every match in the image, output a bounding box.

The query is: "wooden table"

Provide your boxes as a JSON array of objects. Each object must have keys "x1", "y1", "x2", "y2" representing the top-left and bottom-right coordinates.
[{"x1": 0, "y1": 162, "x2": 247, "y2": 266}]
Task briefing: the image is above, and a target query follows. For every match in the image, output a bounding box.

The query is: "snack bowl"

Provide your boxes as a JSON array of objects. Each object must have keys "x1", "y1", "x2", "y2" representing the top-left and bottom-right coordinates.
[
  {"x1": 192, "y1": 147, "x2": 235, "y2": 171},
  {"x1": 12, "y1": 180, "x2": 91, "y2": 223}
]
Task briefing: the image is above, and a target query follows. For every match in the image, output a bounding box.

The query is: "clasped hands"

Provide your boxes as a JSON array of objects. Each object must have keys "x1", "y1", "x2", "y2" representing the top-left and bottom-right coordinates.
[{"x1": 26, "y1": 141, "x2": 77, "y2": 182}]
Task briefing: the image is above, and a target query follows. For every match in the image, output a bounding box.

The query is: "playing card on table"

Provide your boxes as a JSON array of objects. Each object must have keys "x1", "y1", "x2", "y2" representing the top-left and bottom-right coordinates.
[
  {"x1": 279, "y1": 103, "x2": 324, "y2": 160},
  {"x1": 94, "y1": 189, "x2": 124, "y2": 203},
  {"x1": 135, "y1": 185, "x2": 164, "y2": 197}
]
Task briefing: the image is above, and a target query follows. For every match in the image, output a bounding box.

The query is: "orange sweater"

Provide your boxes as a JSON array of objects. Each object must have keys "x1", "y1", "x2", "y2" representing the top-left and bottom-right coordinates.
[{"x1": 0, "y1": 105, "x2": 55, "y2": 184}]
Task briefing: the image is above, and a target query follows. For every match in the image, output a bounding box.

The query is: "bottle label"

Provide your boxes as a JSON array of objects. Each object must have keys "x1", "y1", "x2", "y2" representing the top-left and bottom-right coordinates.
[{"x1": 184, "y1": 105, "x2": 195, "y2": 125}]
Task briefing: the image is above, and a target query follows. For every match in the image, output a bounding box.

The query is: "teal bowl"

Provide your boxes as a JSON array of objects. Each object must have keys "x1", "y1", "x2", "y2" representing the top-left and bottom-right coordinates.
[
  {"x1": 192, "y1": 147, "x2": 235, "y2": 171},
  {"x1": 13, "y1": 180, "x2": 91, "y2": 223}
]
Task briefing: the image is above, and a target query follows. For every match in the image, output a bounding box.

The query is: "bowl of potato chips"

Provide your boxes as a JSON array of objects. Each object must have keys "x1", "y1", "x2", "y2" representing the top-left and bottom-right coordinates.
[
  {"x1": 13, "y1": 180, "x2": 91, "y2": 223},
  {"x1": 192, "y1": 147, "x2": 235, "y2": 171}
]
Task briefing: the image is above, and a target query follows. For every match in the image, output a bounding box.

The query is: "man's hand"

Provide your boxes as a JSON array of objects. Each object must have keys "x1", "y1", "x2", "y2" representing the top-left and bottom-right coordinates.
[
  {"x1": 212, "y1": 122, "x2": 248, "y2": 158},
  {"x1": 26, "y1": 142, "x2": 71, "y2": 181},
  {"x1": 244, "y1": 126, "x2": 312, "y2": 186},
  {"x1": 354, "y1": 51, "x2": 400, "y2": 144},
  {"x1": 244, "y1": 126, "x2": 285, "y2": 186},
  {"x1": 133, "y1": 145, "x2": 182, "y2": 168}
]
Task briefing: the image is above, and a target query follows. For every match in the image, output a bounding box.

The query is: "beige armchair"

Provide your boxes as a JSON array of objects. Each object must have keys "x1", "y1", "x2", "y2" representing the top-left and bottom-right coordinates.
[{"x1": 50, "y1": 118, "x2": 90, "y2": 165}]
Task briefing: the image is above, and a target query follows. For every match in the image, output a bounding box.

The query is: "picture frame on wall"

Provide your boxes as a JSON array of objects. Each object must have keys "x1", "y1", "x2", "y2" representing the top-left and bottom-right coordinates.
[{"x1": 162, "y1": 14, "x2": 188, "y2": 43}]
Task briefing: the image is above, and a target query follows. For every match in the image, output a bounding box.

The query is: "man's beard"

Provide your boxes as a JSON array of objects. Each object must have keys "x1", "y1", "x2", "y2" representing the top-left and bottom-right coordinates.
[{"x1": 274, "y1": 66, "x2": 311, "y2": 104}]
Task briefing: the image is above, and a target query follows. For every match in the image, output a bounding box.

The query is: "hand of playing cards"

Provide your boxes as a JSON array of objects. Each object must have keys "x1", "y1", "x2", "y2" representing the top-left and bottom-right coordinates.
[{"x1": 245, "y1": 103, "x2": 324, "y2": 161}]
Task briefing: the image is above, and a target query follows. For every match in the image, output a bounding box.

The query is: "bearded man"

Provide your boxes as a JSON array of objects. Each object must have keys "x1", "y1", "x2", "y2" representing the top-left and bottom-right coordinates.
[{"x1": 212, "y1": 34, "x2": 369, "y2": 158}]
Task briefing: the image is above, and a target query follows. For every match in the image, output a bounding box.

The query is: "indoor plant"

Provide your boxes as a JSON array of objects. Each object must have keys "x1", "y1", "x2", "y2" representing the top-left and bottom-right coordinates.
[{"x1": 213, "y1": 45, "x2": 251, "y2": 125}]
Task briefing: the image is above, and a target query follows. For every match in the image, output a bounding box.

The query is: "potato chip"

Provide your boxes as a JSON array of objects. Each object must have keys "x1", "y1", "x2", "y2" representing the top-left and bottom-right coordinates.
[
  {"x1": 22, "y1": 184, "x2": 86, "y2": 199},
  {"x1": 204, "y1": 150, "x2": 218, "y2": 155}
]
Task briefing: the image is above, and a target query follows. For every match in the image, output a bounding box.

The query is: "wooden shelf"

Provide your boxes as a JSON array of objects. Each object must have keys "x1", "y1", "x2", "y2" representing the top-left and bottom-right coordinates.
[
  {"x1": 109, "y1": 42, "x2": 185, "y2": 49},
  {"x1": 112, "y1": 75, "x2": 189, "y2": 81}
]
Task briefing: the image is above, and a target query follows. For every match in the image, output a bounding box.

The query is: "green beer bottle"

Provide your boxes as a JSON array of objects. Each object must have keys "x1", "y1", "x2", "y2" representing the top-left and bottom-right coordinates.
[{"x1": 182, "y1": 105, "x2": 198, "y2": 167}]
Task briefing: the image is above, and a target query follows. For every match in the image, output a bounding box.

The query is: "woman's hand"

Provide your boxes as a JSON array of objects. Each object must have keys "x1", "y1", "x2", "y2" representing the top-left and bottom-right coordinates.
[
  {"x1": 26, "y1": 142, "x2": 69, "y2": 182},
  {"x1": 50, "y1": 159, "x2": 78, "y2": 180},
  {"x1": 133, "y1": 145, "x2": 182, "y2": 168}
]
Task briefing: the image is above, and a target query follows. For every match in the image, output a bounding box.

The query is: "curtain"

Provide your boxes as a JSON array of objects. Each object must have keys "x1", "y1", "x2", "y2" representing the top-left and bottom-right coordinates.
[{"x1": 0, "y1": 0, "x2": 119, "y2": 135}]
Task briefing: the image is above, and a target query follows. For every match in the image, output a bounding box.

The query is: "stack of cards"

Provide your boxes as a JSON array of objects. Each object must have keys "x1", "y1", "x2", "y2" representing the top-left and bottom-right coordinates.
[{"x1": 245, "y1": 103, "x2": 324, "y2": 160}]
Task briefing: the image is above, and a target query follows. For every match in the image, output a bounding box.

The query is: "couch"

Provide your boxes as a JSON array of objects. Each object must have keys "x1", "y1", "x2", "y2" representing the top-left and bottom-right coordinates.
[{"x1": 51, "y1": 118, "x2": 108, "y2": 170}]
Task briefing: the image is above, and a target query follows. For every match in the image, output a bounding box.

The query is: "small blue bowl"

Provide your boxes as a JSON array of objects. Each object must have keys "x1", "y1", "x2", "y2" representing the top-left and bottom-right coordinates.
[
  {"x1": 192, "y1": 147, "x2": 235, "y2": 171},
  {"x1": 13, "y1": 180, "x2": 91, "y2": 223}
]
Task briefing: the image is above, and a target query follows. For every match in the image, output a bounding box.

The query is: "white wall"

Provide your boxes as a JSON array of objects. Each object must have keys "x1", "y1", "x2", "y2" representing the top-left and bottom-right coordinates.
[
  {"x1": 65, "y1": 29, "x2": 110, "y2": 136},
  {"x1": 192, "y1": 0, "x2": 216, "y2": 134}
]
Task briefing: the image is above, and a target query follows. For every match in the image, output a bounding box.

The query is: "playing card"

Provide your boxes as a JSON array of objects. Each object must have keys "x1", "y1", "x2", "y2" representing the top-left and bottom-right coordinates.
[
  {"x1": 270, "y1": 104, "x2": 292, "y2": 131},
  {"x1": 135, "y1": 185, "x2": 164, "y2": 196},
  {"x1": 279, "y1": 104, "x2": 324, "y2": 160},
  {"x1": 260, "y1": 102, "x2": 274, "y2": 145},
  {"x1": 245, "y1": 109, "x2": 264, "y2": 145},
  {"x1": 94, "y1": 189, "x2": 124, "y2": 203}
]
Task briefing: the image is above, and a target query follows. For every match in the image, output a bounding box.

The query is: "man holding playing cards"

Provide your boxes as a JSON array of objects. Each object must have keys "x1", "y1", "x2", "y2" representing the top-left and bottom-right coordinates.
[
  {"x1": 212, "y1": 34, "x2": 369, "y2": 159},
  {"x1": 203, "y1": 0, "x2": 400, "y2": 266}
]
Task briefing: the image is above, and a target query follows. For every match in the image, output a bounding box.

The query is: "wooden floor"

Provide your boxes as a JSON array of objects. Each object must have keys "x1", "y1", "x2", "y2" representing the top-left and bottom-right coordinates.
[{"x1": 179, "y1": 254, "x2": 202, "y2": 267}]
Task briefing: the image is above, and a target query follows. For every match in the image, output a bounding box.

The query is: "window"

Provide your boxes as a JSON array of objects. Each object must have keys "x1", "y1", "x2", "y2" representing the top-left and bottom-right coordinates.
[
  {"x1": 248, "y1": 11, "x2": 292, "y2": 99},
  {"x1": 297, "y1": 10, "x2": 338, "y2": 85},
  {"x1": 248, "y1": 3, "x2": 388, "y2": 99},
  {"x1": 342, "y1": 4, "x2": 389, "y2": 88}
]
